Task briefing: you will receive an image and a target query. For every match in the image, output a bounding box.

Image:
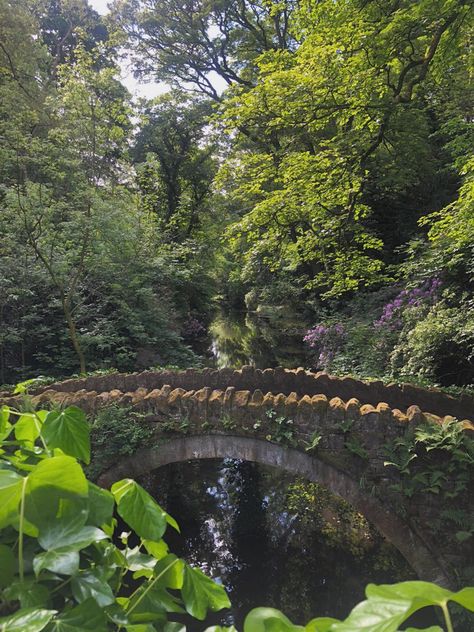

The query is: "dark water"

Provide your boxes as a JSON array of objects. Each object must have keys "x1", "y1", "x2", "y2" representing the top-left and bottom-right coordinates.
[{"x1": 138, "y1": 459, "x2": 419, "y2": 629}]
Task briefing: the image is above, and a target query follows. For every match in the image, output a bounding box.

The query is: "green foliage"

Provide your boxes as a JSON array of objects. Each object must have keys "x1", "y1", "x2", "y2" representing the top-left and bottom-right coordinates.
[
  {"x1": 384, "y1": 418, "x2": 474, "y2": 543},
  {"x1": 0, "y1": 403, "x2": 231, "y2": 630},
  {"x1": 264, "y1": 410, "x2": 296, "y2": 447},
  {"x1": 88, "y1": 405, "x2": 155, "y2": 480},
  {"x1": 243, "y1": 581, "x2": 474, "y2": 632}
]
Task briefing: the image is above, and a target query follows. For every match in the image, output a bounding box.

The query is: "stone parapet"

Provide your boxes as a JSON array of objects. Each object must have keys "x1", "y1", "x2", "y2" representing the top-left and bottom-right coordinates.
[{"x1": 15, "y1": 366, "x2": 473, "y2": 421}]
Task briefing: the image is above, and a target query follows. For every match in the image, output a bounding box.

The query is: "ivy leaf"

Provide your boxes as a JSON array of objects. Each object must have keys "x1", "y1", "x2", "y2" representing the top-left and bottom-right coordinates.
[
  {"x1": 182, "y1": 565, "x2": 231, "y2": 621},
  {"x1": 111, "y1": 479, "x2": 167, "y2": 541},
  {"x1": 243, "y1": 607, "x2": 303, "y2": 632},
  {"x1": 0, "y1": 608, "x2": 57, "y2": 632},
  {"x1": 4, "y1": 581, "x2": 50, "y2": 609},
  {"x1": 48, "y1": 598, "x2": 108, "y2": 631},
  {"x1": 33, "y1": 548, "x2": 80, "y2": 576},
  {"x1": 42, "y1": 407, "x2": 90, "y2": 464},
  {"x1": 71, "y1": 571, "x2": 115, "y2": 607}
]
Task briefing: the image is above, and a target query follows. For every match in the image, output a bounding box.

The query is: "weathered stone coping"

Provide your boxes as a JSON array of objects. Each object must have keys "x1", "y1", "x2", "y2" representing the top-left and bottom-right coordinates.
[
  {"x1": 17, "y1": 367, "x2": 473, "y2": 422},
  {"x1": 3, "y1": 379, "x2": 473, "y2": 429}
]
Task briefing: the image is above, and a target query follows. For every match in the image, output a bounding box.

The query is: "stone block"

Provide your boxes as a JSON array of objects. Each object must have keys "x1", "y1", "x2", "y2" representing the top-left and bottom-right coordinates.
[
  {"x1": 250, "y1": 389, "x2": 264, "y2": 406},
  {"x1": 234, "y1": 390, "x2": 250, "y2": 407},
  {"x1": 311, "y1": 394, "x2": 328, "y2": 419},
  {"x1": 329, "y1": 397, "x2": 346, "y2": 422}
]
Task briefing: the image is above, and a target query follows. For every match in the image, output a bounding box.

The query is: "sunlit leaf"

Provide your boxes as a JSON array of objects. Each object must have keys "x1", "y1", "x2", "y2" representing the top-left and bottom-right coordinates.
[
  {"x1": 42, "y1": 407, "x2": 90, "y2": 464},
  {"x1": 0, "y1": 607, "x2": 56, "y2": 632},
  {"x1": 244, "y1": 607, "x2": 303, "y2": 632},
  {"x1": 111, "y1": 479, "x2": 167, "y2": 541},
  {"x1": 182, "y1": 565, "x2": 231, "y2": 621},
  {"x1": 14, "y1": 413, "x2": 42, "y2": 444},
  {"x1": 33, "y1": 548, "x2": 80, "y2": 576}
]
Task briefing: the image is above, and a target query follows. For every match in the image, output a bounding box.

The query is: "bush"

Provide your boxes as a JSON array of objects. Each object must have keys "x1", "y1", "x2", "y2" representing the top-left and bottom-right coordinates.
[{"x1": 390, "y1": 302, "x2": 474, "y2": 386}]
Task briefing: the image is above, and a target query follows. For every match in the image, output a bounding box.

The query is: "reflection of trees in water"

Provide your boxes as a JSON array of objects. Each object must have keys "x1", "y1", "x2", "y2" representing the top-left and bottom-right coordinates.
[
  {"x1": 138, "y1": 459, "x2": 414, "y2": 628},
  {"x1": 209, "y1": 311, "x2": 307, "y2": 369}
]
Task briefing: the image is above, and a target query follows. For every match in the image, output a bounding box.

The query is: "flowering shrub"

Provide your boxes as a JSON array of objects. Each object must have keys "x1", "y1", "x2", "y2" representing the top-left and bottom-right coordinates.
[
  {"x1": 374, "y1": 277, "x2": 442, "y2": 330},
  {"x1": 182, "y1": 317, "x2": 206, "y2": 339},
  {"x1": 303, "y1": 323, "x2": 346, "y2": 368}
]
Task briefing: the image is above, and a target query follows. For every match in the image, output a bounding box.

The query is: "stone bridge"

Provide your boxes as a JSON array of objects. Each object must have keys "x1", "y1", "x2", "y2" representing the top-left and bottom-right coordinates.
[{"x1": 2, "y1": 367, "x2": 473, "y2": 588}]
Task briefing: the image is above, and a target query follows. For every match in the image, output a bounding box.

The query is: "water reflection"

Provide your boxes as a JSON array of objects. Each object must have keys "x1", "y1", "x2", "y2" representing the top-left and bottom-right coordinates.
[
  {"x1": 209, "y1": 311, "x2": 307, "y2": 369},
  {"x1": 138, "y1": 459, "x2": 415, "y2": 629}
]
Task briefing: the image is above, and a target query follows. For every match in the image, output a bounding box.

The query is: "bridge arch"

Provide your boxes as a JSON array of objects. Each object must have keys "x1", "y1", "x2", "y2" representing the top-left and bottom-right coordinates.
[{"x1": 98, "y1": 434, "x2": 452, "y2": 587}]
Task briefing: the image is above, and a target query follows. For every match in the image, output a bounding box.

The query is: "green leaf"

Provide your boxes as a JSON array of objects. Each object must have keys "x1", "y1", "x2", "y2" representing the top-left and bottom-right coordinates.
[
  {"x1": 404, "y1": 628, "x2": 443, "y2": 631},
  {"x1": 48, "y1": 598, "x2": 108, "y2": 631},
  {"x1": 331, "y1": 597, "x2": 415, "y2": 632},
  {"x1": 111, "y1": 479, "x2": 167, "y2": 541},
  {"x1": 305, "y1": 618, "x2": 340, "y2": 632},
  {"x1": 165, "y1": 512, "x2": 180, "y2": 533},
  {"x1": 0, "y1": 405, "x2": 10, "y2": 431},
  {"x1": 71, "y1": 571, "x2": 115, "y2": 607},
  {"x1": 182, "y1": 565, "x2": 231, "y2": 621},
  {"x1": 42, "y1": 407, "x2": 90, "y2": 464},
  {"x1": 0, "y1": 469, "x2": 24, "y2": 528},
  {"x1": 244, "y1": 608, "x2": 302, "y2": 632},
  {"x1": 14, "y1": 413, "x2": 43, "y2": 444},
  {"x1": 204, "y1": 627, "x2": 238, "y2": 632},
  {"x1": 1, "y1": 406, "x2": 12, "y2": 440},
  {"x1": 365, "y1": 581, "x2": 451, "y2": 607},
  {"x1": 143, "y1": 539, "x2": 168, "y2": 560},
  {"x1": 0, "y1": 544, "x2": 15, "y2": 587},
  {"x1": 87, "y1": 482, "x2": 114, "y2": 527},
  {"x1": 38, "y1": 521, "x2": 106, "y2": 552},
  {"x1": 0, "y1": 608, "x2": 56, "y2": 632},
  {"x1": 24, "y1": 456, "x2": 88, "y2": 530},
  {"x1": 33, "y1": 548, "x2": 80, "y2": 576},
  {"x1": 4, "y1": 581, "x2": 50, "y2": 609},
  {"x1": 450, "y1": 587, "x2": 474, "y2": 611},
  {"x1": 333, "y1": 581, "x2": 463, "y2": 632},
  {"x1": 153, "y1": 554, "x2": 184, "y2": 589}
]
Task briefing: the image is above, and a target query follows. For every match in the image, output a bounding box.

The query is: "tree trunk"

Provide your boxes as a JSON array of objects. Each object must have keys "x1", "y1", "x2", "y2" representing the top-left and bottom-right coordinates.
[{"x1": 62, "y1": 299, "x2": 86, "y2": 374}]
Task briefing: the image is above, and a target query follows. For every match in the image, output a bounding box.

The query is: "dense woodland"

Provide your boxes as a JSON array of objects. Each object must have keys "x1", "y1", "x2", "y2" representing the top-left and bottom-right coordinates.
[{"x1": 1, "y1": 0, "x2": 473, "y2": 389}]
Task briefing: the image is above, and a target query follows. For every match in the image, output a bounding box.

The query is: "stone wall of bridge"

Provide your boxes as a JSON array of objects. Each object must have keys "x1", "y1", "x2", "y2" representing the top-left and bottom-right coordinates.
[{"x1": 19, "y1": 366, "x2": 474, "y2": 421}]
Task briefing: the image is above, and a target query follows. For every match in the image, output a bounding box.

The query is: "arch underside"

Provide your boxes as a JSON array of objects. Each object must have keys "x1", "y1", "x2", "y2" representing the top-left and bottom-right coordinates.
[{"x1": 99, "y1": 434, "x2": 452, "y2": 587}]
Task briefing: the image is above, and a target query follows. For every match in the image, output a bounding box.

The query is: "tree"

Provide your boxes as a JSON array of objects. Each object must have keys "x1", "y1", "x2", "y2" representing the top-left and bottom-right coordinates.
[
  {"x1": 134, "y1": 91, "x2": 217, "y2": 242},
  {"x1": 111, "y1": 0, "x2": 298, "y2": 99},
  {"x1": 217, "y1": 0, "x2": 473, "y2": 297}
]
